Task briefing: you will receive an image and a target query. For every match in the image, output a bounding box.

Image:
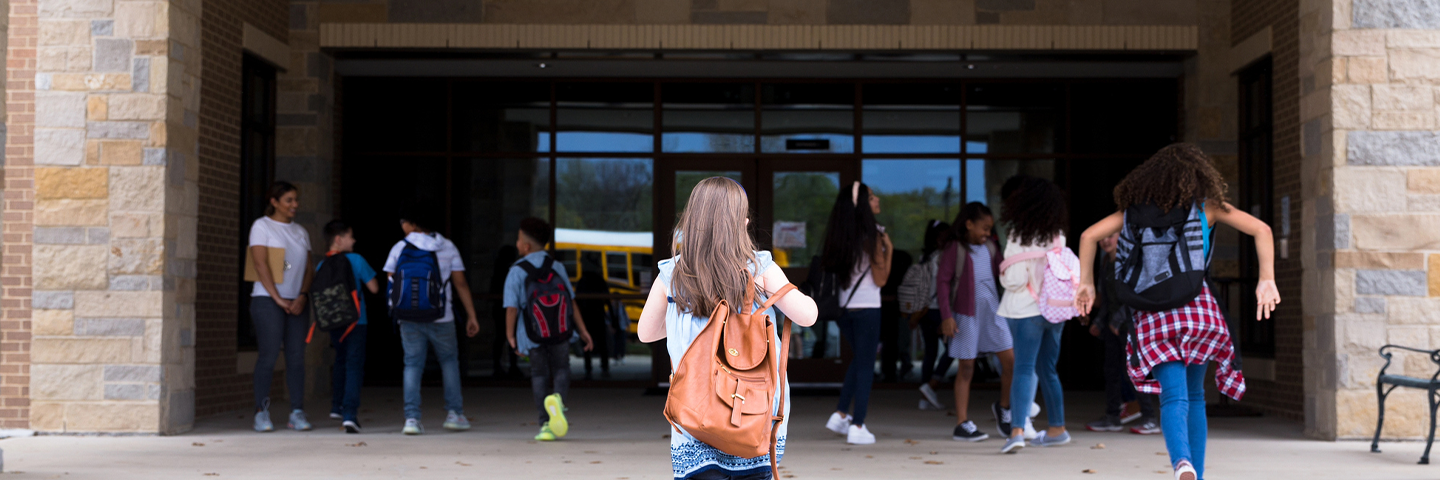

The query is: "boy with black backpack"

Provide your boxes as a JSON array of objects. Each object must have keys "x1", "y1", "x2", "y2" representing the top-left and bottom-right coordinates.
[
  {"x1": 504, "y1": 217, "x2": 594, "y2": 442},
  {"x1": 384, "y1": 205, "x2": 480, "y2": 436},
  {"x1": 312, "y1": 220, "x2": 380, "y2": 433}
]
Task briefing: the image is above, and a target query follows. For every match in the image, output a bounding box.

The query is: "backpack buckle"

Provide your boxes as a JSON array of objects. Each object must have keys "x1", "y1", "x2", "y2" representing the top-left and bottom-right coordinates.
[{"x1": 731, "y1": 393, "x2": 746, "y2": 404}]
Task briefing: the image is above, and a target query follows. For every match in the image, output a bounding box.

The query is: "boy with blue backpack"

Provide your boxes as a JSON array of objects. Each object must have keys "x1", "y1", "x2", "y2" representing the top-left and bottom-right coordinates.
[
  {"x1": 311, "y1": 220, "x2": 380, "y2": 434},
  {"x1": 504, "y1": 217, "x2": 594, "y2": 441},
  {"x1": 384, "y1": 206, "x2": 480, "y2": 435}
]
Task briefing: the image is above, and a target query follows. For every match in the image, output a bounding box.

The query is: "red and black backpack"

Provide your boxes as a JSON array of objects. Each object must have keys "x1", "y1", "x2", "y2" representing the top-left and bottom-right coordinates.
[{"x1": 518, "y1": 256, "x2": 574, "y2": 345}]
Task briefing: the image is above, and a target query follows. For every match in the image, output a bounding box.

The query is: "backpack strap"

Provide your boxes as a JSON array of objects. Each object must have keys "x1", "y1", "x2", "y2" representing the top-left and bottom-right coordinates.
[
  {"x1": 766, "y1": 283, "x2": 798, "y2": 479},
  {"x1": 841, "y1": 266, "x2": 871, "y2": 309}
]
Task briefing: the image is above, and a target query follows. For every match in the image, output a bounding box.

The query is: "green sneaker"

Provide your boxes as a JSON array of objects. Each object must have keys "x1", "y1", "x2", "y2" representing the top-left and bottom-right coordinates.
[
  {"x1": 544, "y1": 393, "x2": 568, "y2": 437},
  {"x1": 535, "y1": 423, "x2": 556, "y2": 441}
]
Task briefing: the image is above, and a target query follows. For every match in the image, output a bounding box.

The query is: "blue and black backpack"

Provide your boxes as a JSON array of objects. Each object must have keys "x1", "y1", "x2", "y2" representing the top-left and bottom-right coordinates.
[{"x1": 388, "y1": 241, "x2": 447, "y2": 323}]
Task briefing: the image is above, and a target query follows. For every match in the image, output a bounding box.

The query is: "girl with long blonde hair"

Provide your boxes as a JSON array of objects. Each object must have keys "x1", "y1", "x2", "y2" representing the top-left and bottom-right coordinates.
[{"x1": 639, "y1": 177, "x2": 818, "y2": 480}]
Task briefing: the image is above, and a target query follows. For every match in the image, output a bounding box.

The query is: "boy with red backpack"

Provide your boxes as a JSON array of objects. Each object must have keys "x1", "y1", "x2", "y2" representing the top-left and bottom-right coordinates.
[{"x1": 504, "y1": 217, "x2": 594, "y2": 441}]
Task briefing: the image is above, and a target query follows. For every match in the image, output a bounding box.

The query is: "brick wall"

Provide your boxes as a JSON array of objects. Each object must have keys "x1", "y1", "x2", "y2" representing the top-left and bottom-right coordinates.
[
  {"x1": 2, "y1": 0, "x2": 37, "y2": 429},
  {"x1": 195, "y1": 0, "x2": 288, "y2": 417},
  {"x1": 1230, "y1": 0, "x2": 1306, "y2": 421}
]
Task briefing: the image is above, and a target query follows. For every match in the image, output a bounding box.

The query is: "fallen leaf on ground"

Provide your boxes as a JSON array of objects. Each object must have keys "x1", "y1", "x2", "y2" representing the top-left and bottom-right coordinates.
[
  {"x1": 929, "y1": 451, "x2": 938, "y2": 455},
  {"x1": 904, "y1": 439, "x2": 919, "y2": 445},
  {"x1": 1155, "y1": 471, "x2": 1168, "y2": 474},
  {"x1": 924, "y1": 460, "x2": 943, "y2": 465},
  {"x1": 204, "y1": 474, "x2": 219, "y2": 477},
  {"x1": 909, "y1": 456, "x2": 922, "y2": 460},
  {"x1": 346, "y1": 442, "x2": 367, "y2": 447},
  {"x1": 1156, "y1": 452, "x2": 1166, "y2": 456},
  {"x1": 192, "y1": 443, "x2": 205, "y2": 447},
  {"x1": 865, "y1": 455, "x2": 873, "y2": 459},
  {"x1": 455, "y1": 462, "x2": 471, "y2": 467},
  {"x1": 1091, "y1": 443, "x2": 1105, "y2": 449},
  {"x1": 591, "y1": 461, "x2": 602, "y2": 464},
  {"x1": 1083, "y1": 469, "x2": 1097, "y2": 474}
]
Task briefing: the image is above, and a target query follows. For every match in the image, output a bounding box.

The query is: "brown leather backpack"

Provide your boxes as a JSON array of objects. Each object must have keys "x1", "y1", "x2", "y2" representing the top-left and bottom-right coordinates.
[{"x1": 664, "y1": 282, "x2": 797, "y2": 478}]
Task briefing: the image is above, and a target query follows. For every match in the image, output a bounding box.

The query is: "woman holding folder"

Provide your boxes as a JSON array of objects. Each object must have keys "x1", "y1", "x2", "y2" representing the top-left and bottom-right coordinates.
[{"x1": 247, "y1": 181, "x2": 316, "y2": 432}]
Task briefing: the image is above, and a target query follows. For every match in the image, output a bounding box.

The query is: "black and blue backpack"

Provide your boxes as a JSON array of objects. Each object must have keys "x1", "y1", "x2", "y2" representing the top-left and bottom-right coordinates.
[
  {"x1": 388, "y1": 241, "x2": 447, "y2": 323},
  {"x1": 518, "y1": 255, "x2": 574, "y2": 345}
]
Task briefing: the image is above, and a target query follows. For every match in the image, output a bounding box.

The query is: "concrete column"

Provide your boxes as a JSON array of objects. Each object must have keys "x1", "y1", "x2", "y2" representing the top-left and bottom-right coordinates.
[
  {"x1": 1305, "y1": 0, "x2": 1440, "y2": 440},
  {"x1": 28, "y1": 0, "x2": 199, "y2": 434}
]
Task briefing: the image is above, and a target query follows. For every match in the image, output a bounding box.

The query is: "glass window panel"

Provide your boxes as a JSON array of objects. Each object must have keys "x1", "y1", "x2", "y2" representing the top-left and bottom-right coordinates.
[
  {"x1": 344, "y1": 78, "x2": 449, "y2": 152},
  {"x1": 862, "y1": 159, "x2": 962, "y2": 261},
  {"x1": 556, "y1": 157, "x2": 654, "y2": 236},
  {"x1": 674, "y1": 170, "x2": 743, "y2": 213},
  {"x1": 557, "y1": 83, "x2": 654, "y2": 153},
  {"x1": 771, "y1": 171, "x2": 839, "y2": 269},
  {"x1": 862, "y1": 84, "x2": 961, "y2": 154},
  {"x1": 452, "y1": 82, "x2": 551, "y2": 153},
  {"x1": 965, "y1": 84, "x2": 1062, "y2": 155},
  {"x1": 965, "y1": 158, "x2": 1055, "y2": 246},
  {"x1": 1070, "y1": 81, "x2": 1179, "y2": 154},
  {"x1": 606, "y1": 252, "x2": 629, "y2": 282},
  {"x1": 662, "y1": 83, "x2": 756, "y2": 153},
  {"x1": 761, "y1": 84, "x2": 854, "y2": 154}
]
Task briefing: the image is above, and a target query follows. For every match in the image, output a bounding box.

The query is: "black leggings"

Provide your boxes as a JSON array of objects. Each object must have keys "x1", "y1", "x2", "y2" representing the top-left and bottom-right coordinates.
[{"x1": 919, "y1": 310, "x2": 954, "y2": 384}]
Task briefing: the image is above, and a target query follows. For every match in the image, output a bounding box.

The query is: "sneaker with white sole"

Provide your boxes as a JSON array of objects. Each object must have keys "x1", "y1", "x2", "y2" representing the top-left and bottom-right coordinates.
[
  {"x1": 1030, "y1": 401, "x2": 1041, "y2": 418},
  {"x1": 288, "y1": 410, "x2": 312, "y2": 431},
  {"x1": 1120, "y1": 401, "x2": 1143, "y2": 424},
  {"x1": 403, "y1": 418, "x2": 424, "y2": 435},
  {"x1": 254, "y1": 410, "x2": 273, "y2": 433},
  {"x1": 919, "y1": 399, "x2": 946, "y2": 411},
  {"x1": 329, "y1": 412, "x2": 343, "y2": 421},
  {"x1": 952, "y1": 420, "x2": 989, "y2": 442},
  {"x1": 826, "y1": 412, "x2": 852, "y2": 435},
  {"x1": 1023, "y1": 418, "x2": 1038, "y2": 440},
  {"x1": 1131, "y1": 418, "x2": 1161, "y2": 435},
  {"x1": 1086, "y1": 416, "x2": 1124, "y2": 432},
  {"x1": 544, "y1": 394, "x2": 568, "y2": 437},
  {"x1": 1031, "y1": 430, "x2": 1071, "y2": 447},
  {"x1": 444, "y1": 410, "x2": 471, "y2": 431},
  {"x1": 1000, "y1": 434, "x2": 1026, "y2": 454},
  {"x1": 343, "y1": 420, "x2": 362, "y2": 434},
  {"x1": 991, "y1": 402, "x2": 1012, "y2": 437},
  {"x1": 918, "y1": 383, "x2": 943, "y2": 409},
  {"x1": 1174, "y1": 460, "x2": 1197, "y2": 480},
  {"x1": 847, "y1": 424, "x2": 876, "y2": 445}
]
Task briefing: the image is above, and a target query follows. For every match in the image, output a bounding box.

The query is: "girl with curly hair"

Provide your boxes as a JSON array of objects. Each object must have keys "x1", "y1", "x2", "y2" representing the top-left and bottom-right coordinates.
[
  {"x1": 995, "y1": 176, "x2": 1072, "y2": 454},
  {"x1": 1075, "y1": 143, "x2": 1281, "y2": 480}
]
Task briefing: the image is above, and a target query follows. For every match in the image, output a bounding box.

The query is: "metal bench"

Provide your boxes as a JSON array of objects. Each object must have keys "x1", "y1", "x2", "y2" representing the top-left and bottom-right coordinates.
[{"x1": 1371, "y1": 345, "x2": 1440, "y2": 465}]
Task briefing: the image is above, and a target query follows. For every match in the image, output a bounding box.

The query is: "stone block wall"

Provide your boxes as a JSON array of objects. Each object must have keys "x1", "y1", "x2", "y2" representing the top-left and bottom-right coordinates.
[
  {"x1": 26, "y1": 0, "x2": 200, "y2": 434},
  {"x1": 1302, "y1": 0, "x2": 1440, "y2": 440}
]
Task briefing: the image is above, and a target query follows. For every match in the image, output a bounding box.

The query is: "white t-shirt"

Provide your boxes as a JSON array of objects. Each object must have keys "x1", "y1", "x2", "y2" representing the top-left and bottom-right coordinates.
[
  {"x1": 248, "y1": 216, "x2": 312, "y2": 299},
  {"x1": 383, "y1": 232, "x2": 466, "y2": 323},
  {"x1": 842, "y1": 253, "x2": 882, "y2": 309}
]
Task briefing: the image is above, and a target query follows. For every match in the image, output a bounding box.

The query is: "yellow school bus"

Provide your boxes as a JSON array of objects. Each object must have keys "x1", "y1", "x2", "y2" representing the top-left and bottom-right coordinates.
[{"x1": 553, "y1": 228, "x2": 654, "y2": 332}]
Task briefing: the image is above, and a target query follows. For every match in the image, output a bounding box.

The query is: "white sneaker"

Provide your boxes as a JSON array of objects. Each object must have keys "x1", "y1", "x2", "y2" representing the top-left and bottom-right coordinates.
[
  {"x1": 826, "y1": 412, "x2": 852, "y2": 435},
  {"x1": 919, "y1": 399, "x2": 946, "y2": 411},
  {"x1": 329, "y1": 412, "x2": 343, "y2": 421},
  {"x1": 1030, "y1": 402, "x2": 1041, "y2": 418},
  {"x1": 403, "y1": 418, "x2": 424, "y2": 435},
  {"x1": 1174, "y1": 460, "x2": 1197, "y2": 480},
  {"x1": 846, "y1": 424, "x2": 876, "y2": 445},
  {"x1": 918, "y1": 383, "x2": 942, "y2": 409},
  {"x1": 1023, "y1": 418, "x2": 1038, "y2": 440}
]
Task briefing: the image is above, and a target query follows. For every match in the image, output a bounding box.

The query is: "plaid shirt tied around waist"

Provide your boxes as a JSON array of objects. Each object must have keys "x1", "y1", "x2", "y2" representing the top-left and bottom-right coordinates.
[{"x1": 1126, "y1": 285, "x2": 1245, "y2": 401}]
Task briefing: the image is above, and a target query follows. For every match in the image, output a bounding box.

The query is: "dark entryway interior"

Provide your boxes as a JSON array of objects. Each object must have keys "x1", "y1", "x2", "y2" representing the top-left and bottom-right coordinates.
[{"x1": 332, "y1": 72, "x2": 1178, "y2": 391}]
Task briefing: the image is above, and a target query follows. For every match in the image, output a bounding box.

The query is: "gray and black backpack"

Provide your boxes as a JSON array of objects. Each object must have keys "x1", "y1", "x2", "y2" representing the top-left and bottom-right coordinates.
[{"x1": 1112, "y1": 203, "x2": 1211, "y2": 312}]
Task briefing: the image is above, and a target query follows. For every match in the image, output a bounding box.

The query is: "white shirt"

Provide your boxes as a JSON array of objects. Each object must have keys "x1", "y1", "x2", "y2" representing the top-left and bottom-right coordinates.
[
  {"x1": 248, "y1": 216, "x2": 312, "y2": 299},
  {"x1": 842, "y1": 253, "x2": 882, "y2": 309},
  {"x1": 383, "y1": 232, "x2": 466, "y2": 323},
  {"x1": 997, "y1": 231, "x2": 1065, "y2": 320}
]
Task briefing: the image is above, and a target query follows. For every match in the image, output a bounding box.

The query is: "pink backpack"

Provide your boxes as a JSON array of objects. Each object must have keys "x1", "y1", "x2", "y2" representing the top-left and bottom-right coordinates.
[{"x1": 998, "y1": 236, "x2": 1080, "y2": 324}]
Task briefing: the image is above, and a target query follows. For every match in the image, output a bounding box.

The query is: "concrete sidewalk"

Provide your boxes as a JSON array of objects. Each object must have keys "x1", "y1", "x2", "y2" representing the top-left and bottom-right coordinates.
[{"x1": 0, "y1": 387, "x2": 1430, "y2": 479}]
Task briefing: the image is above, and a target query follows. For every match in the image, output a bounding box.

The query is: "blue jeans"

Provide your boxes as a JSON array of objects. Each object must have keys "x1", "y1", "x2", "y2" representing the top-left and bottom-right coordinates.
[
  {"x1": 1006, "y1": 315, "x2": 1065, "y2": 429},
  {"x1": 400, "y1": 321, "x2": 464, "y2": 420},
  {"x1": 251, "y1": 297, "x2": 307, "y2": 411},
  {"x1": 330, "y1": 325, "x2": 367, "y2": 422},
  {"x1": 835, "y1": 308, "x2": 881, "y2": 426},
  {"x1": 1154, "y1": 361, "x2": 1209, "y2": 479}
]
